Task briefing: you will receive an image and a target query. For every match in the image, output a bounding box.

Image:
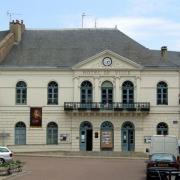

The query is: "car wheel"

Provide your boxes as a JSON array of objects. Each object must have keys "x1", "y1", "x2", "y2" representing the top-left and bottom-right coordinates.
[{"x1": 0, "y1": 158, "x2": 5, "y2": 165}]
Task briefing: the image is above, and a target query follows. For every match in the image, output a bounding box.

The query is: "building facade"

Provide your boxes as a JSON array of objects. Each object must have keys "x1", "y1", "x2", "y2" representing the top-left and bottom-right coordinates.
[{"x1": 0, "y1": 20, "x2": 180, "y2": 153}]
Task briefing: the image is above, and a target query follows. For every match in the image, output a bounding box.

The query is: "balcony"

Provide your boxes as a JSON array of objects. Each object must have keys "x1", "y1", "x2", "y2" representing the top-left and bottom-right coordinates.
[{"x1": 64, "y1": 102, "x2": 150, "y2": 112}]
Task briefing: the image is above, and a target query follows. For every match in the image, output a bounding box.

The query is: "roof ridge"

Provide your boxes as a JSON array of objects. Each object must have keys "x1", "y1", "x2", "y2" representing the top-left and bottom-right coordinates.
[{"x1": 26, "y1": 28, "x2": 118, "y2": 31}]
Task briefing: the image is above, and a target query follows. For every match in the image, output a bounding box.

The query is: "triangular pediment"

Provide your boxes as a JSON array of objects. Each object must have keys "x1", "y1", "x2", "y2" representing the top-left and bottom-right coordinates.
[{"x1": 72, "y1": 50, "x2": 143, "y2": 70}]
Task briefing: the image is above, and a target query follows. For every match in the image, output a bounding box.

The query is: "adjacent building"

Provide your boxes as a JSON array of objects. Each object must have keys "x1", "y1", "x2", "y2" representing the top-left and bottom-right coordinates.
[{"x1": 0, "y1": 20, "x2": 180, "y2": 152}]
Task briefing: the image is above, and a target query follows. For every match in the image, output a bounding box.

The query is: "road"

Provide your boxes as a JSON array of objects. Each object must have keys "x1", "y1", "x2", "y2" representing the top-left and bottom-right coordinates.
[{"x1": 8, "y1": 156, "x2": 147, "y2": 180}]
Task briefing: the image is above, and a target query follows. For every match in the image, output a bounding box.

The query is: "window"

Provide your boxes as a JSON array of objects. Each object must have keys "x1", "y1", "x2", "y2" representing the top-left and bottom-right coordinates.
[
  {"x1": 157, "y1": 122, "x2": 168, "y2": 135},
  {"x1": 48, "y1": 81, "x2": 58, "y2": 105},
  {"x1": 101, "y1": 81, "x2": 113, "y2": 104},
  {"x1": 157, "y1": 81, "x2": 168, "y2": 105},
  {"x1": 16, "y1": 81, "x2": 27, "y2": 104},
  {"x1": 101, "y1": 121, "x2": 114, "y2": 130},
  {"x1": 15, "y1": 122, "x2": 26, "y2": 145},
  {"x1": 80, "y1": 81, "x2": 92, "y2": 103},
  {"x1": 122, "y1": 81, "x2": 134, "y2": 103},
  {"x1": 47, "y1": 122, "x2": 58, "y2": 144}
]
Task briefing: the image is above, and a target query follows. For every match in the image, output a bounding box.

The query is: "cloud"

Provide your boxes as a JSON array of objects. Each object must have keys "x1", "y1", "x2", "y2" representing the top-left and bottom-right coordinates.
[{"x1": 83, "y1": 16, "x2": 180, "y2": 51}]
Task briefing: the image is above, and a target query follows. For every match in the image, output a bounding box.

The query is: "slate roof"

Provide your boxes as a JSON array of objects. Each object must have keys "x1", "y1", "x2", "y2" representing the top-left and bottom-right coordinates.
[{"x1": 0, "y1": 28, "x2": 180, "y2": 68}]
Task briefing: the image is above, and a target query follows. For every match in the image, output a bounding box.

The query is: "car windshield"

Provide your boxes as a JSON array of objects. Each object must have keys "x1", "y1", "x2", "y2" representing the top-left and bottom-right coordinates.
[
  {"x1": 151, "y1": 153, "x2": 175, "y2": 162},
  {"x1": 0, "y1": 147, "x2": 9, "y2": 152}
]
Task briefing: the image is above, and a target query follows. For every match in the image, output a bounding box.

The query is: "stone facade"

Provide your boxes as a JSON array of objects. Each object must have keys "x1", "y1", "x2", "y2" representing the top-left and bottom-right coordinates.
[{"x1": 0, "y1": 21, "x2": 180, "y2": 153}]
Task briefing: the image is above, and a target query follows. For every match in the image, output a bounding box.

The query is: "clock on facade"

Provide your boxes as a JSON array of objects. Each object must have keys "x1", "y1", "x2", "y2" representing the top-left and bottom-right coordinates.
[{"x1": 102, "y1": 57, "x2": 112, "y2": 66}]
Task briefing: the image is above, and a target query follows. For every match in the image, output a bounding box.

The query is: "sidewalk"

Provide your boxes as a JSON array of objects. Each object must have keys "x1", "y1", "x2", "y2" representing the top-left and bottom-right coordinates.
[{"x1": 14, "y1": 151, "x2": 148, "y2": 160}]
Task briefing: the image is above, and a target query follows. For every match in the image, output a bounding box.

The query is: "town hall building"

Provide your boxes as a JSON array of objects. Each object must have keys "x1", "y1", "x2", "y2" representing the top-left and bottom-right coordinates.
[{"x1": 0, "y1": 20, "x2": 180, "y2": 153}]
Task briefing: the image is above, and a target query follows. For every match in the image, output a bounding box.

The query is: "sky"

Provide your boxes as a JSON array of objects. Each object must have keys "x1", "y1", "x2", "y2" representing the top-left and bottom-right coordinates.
[{"x1": 1, "y1": 0, "x2": 180, "y2": 51}]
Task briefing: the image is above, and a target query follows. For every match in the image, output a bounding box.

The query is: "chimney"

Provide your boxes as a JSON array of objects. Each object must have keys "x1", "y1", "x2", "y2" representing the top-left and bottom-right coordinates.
[
  {"x1": 161, "y1": 46, "x2": 167, "y2": 58},
  {"x1": 9, "y1": 19, "x2": 25, "y2": 42}
]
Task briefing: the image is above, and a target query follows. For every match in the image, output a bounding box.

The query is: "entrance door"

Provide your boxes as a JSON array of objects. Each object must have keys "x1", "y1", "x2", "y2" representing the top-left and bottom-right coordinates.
[
  {"x1": 80, "y1": 121, "x2": 92, "y2": 151},
  {"x1": 121, "y1": 122, "x2": 135, "y2": 151}
]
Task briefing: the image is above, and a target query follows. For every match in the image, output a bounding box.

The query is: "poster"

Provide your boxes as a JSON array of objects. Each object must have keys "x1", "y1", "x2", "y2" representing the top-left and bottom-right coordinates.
[
  {"x1": 101, "y1": 131, "x2": 113, "y2": 149},
  {"x1": 30, "y1": 107, "x2": 42, "y2": 127}
]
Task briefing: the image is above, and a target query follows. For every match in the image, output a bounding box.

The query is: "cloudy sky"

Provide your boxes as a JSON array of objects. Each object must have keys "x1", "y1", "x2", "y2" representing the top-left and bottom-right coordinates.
[{"x1": 1, "y1": 0, "x2": 180, "y2": 51}]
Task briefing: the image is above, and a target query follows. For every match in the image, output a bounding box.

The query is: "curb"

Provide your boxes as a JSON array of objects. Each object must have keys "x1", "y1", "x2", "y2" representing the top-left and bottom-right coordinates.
[
  {"x1": 0, "y1": 170, "x2": 30, "y2": 180},
  {"x1": 14, "y1": 153, "x2": 148, "y2": 160}
]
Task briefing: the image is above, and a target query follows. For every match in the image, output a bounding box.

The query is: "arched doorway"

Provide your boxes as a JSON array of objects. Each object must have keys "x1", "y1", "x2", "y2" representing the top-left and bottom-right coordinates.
[
  {"x1": 15, "y1": 122, "x2": 26, "y2": 145},
  {"x1": 80, "y1": 121, "x2": 93, "y2": 151},
  {"x1": 121, "y1": 121, "x2": 135, "y2": 152},
  {"x1": 47, "y1": 122, "x2": 58, "y2": 144},
  {"x1": 100, "y1": 121, "x2": 114, "y2": 151}
]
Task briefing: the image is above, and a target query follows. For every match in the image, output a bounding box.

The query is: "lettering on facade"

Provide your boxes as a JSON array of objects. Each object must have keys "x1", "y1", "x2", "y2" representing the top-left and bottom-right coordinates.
[{"x1": 81, "y1": 70, "x2": 129, "y2": 76}]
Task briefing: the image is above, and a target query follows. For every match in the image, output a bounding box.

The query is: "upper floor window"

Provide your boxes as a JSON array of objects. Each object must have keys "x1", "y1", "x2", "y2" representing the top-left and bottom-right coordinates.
[
  {"x1": 157, "y1": 122, "x2": 168, "y2": 135},
  {"x1": 122, "y1": 81, "x2": 134, "y2": 103},
  {"x1": 80, "y1": 81, "x2": 92, "y2": 103},
  {"x1": 16, "y1": 81, "x2": 27, "y2": 104},
  {"x1": 48, "y1": 81, "x2": 58, "y2": 105},
  {"x1": 101, "y1": 81, "x2": 113, "y2": 104},
  {"x1": 157, "y1": 81, "x2": 168, "y2": 105}
]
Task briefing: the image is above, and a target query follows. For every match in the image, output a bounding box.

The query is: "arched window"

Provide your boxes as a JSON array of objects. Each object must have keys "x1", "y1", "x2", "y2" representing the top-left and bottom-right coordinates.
[
  {"x1": 15, "y1": 122, "x2": 26, "y2": 145},
  {"x1": 80, "y1": 81, "x2": 93, "y2": 103},
  {"x1": 48, "y1": 81, "x2": 58, "y2": 105},
  {"x1": 157, "y1": 81, "x2": 168, "y2": 105},
  {"x1": 16, "y1": 81, "x2": 27, "y2": 104},
  {"x1": 101, "y1": 81, "x2": 113, "y2": 104},
  {"x1": 157, "y1": 122, "x2": 168, "y2": 135},
  {"x1": 47, "y1": 122, "x2": 58, "y2": 144},
  {"x1": 122, "y1": 121, "x2": 134, "y2": 129},
  {"x1": 122, "y1": 81, "x2": 134, "y2": 104}
]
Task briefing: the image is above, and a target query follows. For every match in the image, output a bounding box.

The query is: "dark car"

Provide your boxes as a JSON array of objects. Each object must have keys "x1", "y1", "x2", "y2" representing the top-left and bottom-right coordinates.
[{"x1": 146, "y1": 153, "x2": 180, "y2": 179}]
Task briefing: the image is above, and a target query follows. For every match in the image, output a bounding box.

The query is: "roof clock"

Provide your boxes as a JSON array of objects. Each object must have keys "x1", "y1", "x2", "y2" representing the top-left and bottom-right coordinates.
[{"x1": 102, "y1": 57, "x2": 112, "y2": 66}]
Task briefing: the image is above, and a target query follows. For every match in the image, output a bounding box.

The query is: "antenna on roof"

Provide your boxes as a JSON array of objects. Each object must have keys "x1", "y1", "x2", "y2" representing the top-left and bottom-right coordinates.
[
  {"x1": 95, "y1": 18, "x2": 97, "y2": 28},
  {"x1": 7, "y1": 10, "x2": 22, "y2": 22},
  {"x1": 82, "y1": 12, "x2": 86, "y2": 28}
]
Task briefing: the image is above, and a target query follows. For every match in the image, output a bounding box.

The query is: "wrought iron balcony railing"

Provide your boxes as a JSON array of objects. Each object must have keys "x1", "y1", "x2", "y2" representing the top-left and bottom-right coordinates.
[{"x1": 64, "y1": 102, "x2": 150, "y2": 112}]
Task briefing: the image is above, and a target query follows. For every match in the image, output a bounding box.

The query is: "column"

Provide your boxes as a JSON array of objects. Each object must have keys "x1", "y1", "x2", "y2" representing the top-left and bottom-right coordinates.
[
  {"x1": 136, "y1": 76, "x2": 141, "y2": 102},
  {"x1": 94, "y1": 77, "x2": 100, "y2": 102},
  {"x1": 73, "y1": 77, "x2": 80, "y2": 102},
  {"x1": 115, "y1": 77, "x2": 120, "y2": 102}
]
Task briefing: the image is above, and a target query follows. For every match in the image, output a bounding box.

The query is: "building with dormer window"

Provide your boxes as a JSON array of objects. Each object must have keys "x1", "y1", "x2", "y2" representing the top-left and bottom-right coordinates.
[{"x1": 0, "y1": 20, "x2": 180, "y2": 153}]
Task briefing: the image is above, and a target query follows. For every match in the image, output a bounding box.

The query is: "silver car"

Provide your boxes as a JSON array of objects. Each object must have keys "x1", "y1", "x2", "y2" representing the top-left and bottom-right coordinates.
[{"x1": 0, "y1": 146, "x2": 13, "y2": 164}]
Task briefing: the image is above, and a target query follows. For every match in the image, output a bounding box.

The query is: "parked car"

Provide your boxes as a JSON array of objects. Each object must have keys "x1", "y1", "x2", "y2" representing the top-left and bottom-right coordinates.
[
  {"x1": 0, "y1": 146, "x2": 13, "y2": 164},
  {"x1": 146, "y1": 153, "x2": 180, "y2": 179}
]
